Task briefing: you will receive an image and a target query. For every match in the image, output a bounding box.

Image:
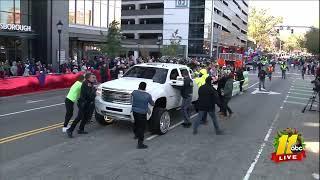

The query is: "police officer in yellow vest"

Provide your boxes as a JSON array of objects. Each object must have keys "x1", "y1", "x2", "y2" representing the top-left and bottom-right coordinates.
[{"x1": 280, "y1": 63, "x2": 287, "y2": 79}]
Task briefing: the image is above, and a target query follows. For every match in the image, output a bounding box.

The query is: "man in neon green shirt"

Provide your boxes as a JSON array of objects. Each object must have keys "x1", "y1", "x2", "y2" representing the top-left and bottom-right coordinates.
[{"x1": 63, "y1": 75, "x2": 85, "y2": 132}]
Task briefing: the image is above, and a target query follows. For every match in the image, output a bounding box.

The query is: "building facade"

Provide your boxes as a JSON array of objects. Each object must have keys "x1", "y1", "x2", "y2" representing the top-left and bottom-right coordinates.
[
  {"x1": 121, "y1": 0, "x2": 248, "y2": 58},
  {"x1": 0, "y1": 0, "x2": 120, "y2": 69}
]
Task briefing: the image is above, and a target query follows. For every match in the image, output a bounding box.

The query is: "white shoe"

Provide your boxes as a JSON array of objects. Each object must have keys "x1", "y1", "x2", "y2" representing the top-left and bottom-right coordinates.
[{"x1": 62, "y1": 125, "x2": 70, "y2": 133}]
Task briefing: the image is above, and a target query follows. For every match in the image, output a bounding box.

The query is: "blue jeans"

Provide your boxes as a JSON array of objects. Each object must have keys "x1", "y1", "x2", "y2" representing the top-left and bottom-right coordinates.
[
  {"x1": 193, "y1": 111, "x2": 221, "y2": 132},
  {"x1": 181, "y1": 96, "x2": 192, "y2": 123}
]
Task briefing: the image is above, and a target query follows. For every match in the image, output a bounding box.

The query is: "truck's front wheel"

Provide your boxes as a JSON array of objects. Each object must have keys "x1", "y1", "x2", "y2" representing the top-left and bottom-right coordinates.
[
  {"x1": 151, "y1": 108, "x2": 171, "y2": 135},
  {"x1": 95, "y1": 111, "x2": 113, "y2": 126}
]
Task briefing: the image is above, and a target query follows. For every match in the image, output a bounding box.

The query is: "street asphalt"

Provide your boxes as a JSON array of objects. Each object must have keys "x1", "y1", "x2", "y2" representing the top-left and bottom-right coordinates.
[{"x1": 0, "y1": 67, "x2": 319, "y2": 180}]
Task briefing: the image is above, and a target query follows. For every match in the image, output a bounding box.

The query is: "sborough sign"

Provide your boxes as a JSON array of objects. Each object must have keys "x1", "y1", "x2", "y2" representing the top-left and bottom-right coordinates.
[{"x1": 0, "y1": 23, "x2": 31, "y2": 32}]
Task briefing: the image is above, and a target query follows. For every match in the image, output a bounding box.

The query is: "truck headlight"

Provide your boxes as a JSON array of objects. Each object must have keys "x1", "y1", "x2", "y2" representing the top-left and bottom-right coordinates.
[{"x1": 96, "y1": 86, "x2": 102, "y2": 96}]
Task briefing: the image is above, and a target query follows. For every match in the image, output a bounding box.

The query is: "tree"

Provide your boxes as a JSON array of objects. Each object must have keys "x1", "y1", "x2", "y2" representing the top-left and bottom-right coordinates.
[
  {"x1": 282, "y1": 35, "x2": 304, "y2": 52},
  {"x1": 100, "y1": 21, "x2": 122, "y2": 58},
  {"x1": 162, "y1": 29, "x2": 182, "y2": 57},
  {"x1": 302, "y1": 27, "x2": 319, "y2": 55},
  {"x1": 248, "y1": 8, "x2": 283, "y2": 51}
]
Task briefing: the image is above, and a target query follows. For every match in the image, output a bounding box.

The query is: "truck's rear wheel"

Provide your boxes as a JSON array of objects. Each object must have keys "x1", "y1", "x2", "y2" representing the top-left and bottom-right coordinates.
[
  {"x1": 95, "y1": 111, "x2": 113, "y2": 126},
  {"x1": 151, "y1": 108, "x2": 170, "y2": 135}
]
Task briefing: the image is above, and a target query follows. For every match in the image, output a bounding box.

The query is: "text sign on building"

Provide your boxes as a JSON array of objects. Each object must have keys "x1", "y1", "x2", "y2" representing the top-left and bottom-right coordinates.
[
  {"x1": 0, "y1": 23, "x2": 32, "y2": 32},
  {"x1": 57, "y1": 49, "x2": 66, "y2": 64},
  {"x1": 176, "y1": 0, "x2": 188, "y2": 7}
]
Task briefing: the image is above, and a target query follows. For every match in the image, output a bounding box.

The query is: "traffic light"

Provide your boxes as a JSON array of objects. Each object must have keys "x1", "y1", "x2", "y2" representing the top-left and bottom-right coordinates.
[
  {"x1": 277, "y1": 29, "x2": 280, "y2": 34},
  {"x1": 291, "y1": 29, "x2": 294, "y2": 34}
]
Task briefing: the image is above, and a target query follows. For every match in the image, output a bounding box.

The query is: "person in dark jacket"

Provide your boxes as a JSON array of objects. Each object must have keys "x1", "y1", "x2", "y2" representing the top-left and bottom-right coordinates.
[
  {"x1": 258, "y1": 68, "x2": 267, "y2": 91},
  {"x1": 132, "y1": 82, "x2": 155, "y2": 149},
  {"x1": 193, "y1": 76, "x2": 224, "y2": 135},
  {"x1": 221, "y1": 74, "x2": 234, "y2": 117},
  {"x1": 217, "y1": 74, "x2": 228, "y2": 114},
  {"x1": 179, "y1": 70, "x2": 193, "y2": 128},
  {"x1": 67, "y1": 73, "x2": 97, "y2": 138},
  {"x1": 237, "y1": 68, "x2": 245, "y2": 93}
]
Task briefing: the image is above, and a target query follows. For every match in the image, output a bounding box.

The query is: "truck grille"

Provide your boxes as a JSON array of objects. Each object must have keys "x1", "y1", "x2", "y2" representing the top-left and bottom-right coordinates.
[{"x1": 102, "y1": 89, "x2": 131, "y2": 105}]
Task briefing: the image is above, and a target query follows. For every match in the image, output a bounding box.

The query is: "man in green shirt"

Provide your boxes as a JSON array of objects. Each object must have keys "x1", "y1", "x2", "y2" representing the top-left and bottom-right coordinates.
[{"x1": 63, "y1": 75, "x2": 85, "y2": 132}]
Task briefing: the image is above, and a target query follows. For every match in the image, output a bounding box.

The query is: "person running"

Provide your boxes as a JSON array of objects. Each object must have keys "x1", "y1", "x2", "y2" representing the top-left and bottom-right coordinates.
[
  {"x1": 267, "y1": 64, "x2": 273, "y2": 81},
  {"x1": 258, "y1": 68, "x2": 267, "y2": 91},
  {"x1": 62, "y1": 75, "x2": 85, "y2": 132},
  {"x1": 193, "y1": 76, "x2": 224, "y2": 135},
  {"x1": 67, "y1": 73, "x2": 97, "y2": 138},
  {"x1": 131, "y1": 82, "x2": 155, "y2": 149}
]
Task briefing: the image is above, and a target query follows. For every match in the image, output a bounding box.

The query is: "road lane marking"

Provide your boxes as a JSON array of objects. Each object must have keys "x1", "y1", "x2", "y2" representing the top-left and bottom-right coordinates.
[
  {"x1": 0, "y1": 121, "x2": 73, "y2": 144},
  {"x1": 146, "y1": 113, "x2": 198, "y2": 141},
  {"x1": 243, "y1": 111, "x2": 280, "y2": 180},
  {"x1": 0, "y1": 103, "x2": 64, "y2": 118},
  {"x1": 290, "y1": 89, "x2": 314, "y2": 93},
  {"x1": 26, "y1": 99, "x2": 46, "y2": 104},
  {"x1": 288, "y1": 92, "x2": 311, "y2": 96},
  {"x1": 248, "y1": 82, "x2": 259, "y2": 89},
  {"x1": 287, "y1": 96, "x2": 309, "y2": 100}
]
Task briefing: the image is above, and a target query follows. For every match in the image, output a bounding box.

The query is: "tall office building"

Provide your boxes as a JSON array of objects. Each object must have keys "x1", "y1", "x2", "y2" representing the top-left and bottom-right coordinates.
[
  {"x1": 0, "y1": 0, "x2": 121, "y2": 68},
  {"x1": 121, "y1": 0, "x2": 248, "y2": 58}
]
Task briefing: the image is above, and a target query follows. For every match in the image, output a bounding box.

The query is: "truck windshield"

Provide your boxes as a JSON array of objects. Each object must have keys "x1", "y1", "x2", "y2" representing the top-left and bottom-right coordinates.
[{"x1": 123, "y1": 66, "x2": 168, "y2": 84}]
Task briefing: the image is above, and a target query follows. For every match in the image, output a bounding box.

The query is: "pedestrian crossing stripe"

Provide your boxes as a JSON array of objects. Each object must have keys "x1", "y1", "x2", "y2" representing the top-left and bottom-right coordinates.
[
  {"x1": 284, "y1": 100, "x2": 318, "y2": 107},
  {"x1": 291, "y1": 87, "x2": 314, "y2": 91},
  {"x1": 290, "y1": 89, "x2": 314, "y2": 93},
  {"x1": 288, "y1": 92, "x2": 312, "y2": 96},
  {"x1": 287, "y1": 96, "x2": 309, "y2": 100}
]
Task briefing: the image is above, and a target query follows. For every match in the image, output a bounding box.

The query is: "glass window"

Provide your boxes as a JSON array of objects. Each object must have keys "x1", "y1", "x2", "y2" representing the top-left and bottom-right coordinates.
[
  {"x1": 76, "y1": 0, "x2": 85, "y2": 24},
  {"x1": 114, "y1": 0, "x2": 121, "y2": 23},
  {"x1": 123, "y1": 66, "x2": 168, "y2": 84},
  {"x1": 170, "y1": 69, "x2": 179, "y2": 80},
  {"x1": 108, "y1": 0, "x2": 115, "y2": 23},
  {"x1": 0, "y1": 1, "x2": 14, "y2": 12},
  {"x1": 85, "y1": 0, "x2": 92, "y2": 25},
  {"x1": 93, "y1": 0, "x2": 100, "y2": 27},
  {"x1": 69, "y1": 0, "x2": 75, "y2": 24},
  {"x1": 0, "y1": 11, "x2": 12, "y2": 23},
  {"x1": 15, "y1": 0, "x2": 20, "y2": 13},
  {"x1": 101, "y1": 1, "x2": 108, "y2": 27}
]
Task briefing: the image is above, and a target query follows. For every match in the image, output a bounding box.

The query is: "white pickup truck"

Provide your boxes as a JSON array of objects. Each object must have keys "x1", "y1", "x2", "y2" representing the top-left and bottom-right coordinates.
[{"x1": 95, "y1": 63, "x2": 199, "y2": 135}]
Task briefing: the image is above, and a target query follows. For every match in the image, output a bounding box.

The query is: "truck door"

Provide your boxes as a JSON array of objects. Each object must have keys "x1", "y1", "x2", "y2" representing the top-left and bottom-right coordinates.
[{"x1": 167, "y1": 68, "x2": 181, "y2": 109}]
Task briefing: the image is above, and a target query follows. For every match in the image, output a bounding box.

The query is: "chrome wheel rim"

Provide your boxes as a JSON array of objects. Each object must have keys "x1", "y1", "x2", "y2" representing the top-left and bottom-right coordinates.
[
  {"x1": 160, "y1": 111, "x2": 170, "y2": 133},
  {"x1": 104, "y1": 116, "x2": 113, "y2": 123}
]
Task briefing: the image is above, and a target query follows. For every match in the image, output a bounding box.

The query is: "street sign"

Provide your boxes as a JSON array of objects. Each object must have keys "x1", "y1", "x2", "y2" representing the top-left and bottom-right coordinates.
[
  {"x1": 176, "y1": 0, "x2": 188, "y2": 7},
  {"x1": 251, "y1": 88, "x2": 281, "y2": 95},
  {"x1": 57, "y1": 49, "x2": 66, "y2": 64}
]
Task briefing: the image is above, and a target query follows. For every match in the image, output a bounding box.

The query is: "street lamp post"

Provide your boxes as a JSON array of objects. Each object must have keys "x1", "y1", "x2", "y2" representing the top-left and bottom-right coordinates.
[{"x1": 56, "y1": 20, "x2": 63, "y2": 73}]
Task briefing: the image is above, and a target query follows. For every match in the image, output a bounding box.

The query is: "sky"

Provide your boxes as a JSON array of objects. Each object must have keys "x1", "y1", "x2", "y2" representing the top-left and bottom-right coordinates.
[{"x1": 248, "y1": 0, "x2": 319, "y2": 36}]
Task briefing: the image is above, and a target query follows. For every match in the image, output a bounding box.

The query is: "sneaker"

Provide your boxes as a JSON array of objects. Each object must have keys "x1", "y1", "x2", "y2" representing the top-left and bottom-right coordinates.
[
  {"x1": 67, "y1": 129, "x2": 73, "y2": 138},
  {"x1": 77, "y1": 130, "x2": 88, "y2": 134},
  {"x1": 137, "y1": 143, "x2": 148, "y2": 149},
  {"x1": 62, "y1": 125, "x2": 70, "y2": 133}
]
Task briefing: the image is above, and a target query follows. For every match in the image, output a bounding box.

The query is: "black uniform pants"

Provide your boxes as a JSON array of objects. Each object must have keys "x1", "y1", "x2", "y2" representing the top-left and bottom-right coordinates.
[
  {"x1": 64, "y1": 98, "x2": 74, "y2": 127},
  {"x1": 222, "y1": 97, "x2": 233, "y2": 116},
  {"x1": 69, "y1": 103, "x2": 91, "y2": 132},
  {"x1": 133, "y1": 112, "x2": 147, "y2": 142},
  {"x1": 239, "y1": 81, "x2": 244, "y2": 92}
]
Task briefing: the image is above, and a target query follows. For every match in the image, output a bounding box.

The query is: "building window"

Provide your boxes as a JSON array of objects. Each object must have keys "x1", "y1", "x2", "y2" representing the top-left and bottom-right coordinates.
[
  {"x1": 242, "y1": 10, "x2": 248, "y2": 17},
  {"x1": 232, "y1": 23, "x2": 240, "y2": 31},
  {"x1": 101, "y1": 1, "x2": 108, "y2": 27},
  {"x1": 222, "y1": 26, "x2": 230, "y2": 33},
  {"x1": 93, "y1": 0, "x2": 101, "y2": 27},
  {"x1": 85, "y1": 0, "x2": 92, "y2": 25},
  {"x1": 242, "y1": 21, "x2": 247, "y2": 25},
  {"x1": 222, "y1": 14, "x2": 231, "y2": 21},
  {"x1": 235, "y1": 13, "x2": 241, "y2": 20},
  {"x1": 242, "y1": 0, "x2": 248, "y2": 7},
  {"x1": 69, "y1": 0, "x2": 76, "y2": 24},
  {"x1": 0, "y1": 0, "x2": 30, "y2": 25},
  {"x1": 223, "y1": 1, "x2": 228, "y2": 6},
  {"x1": 241, "y1": 29, "x2": 247, "y2": 35},
  {"x1": 76, "y1": 0, "x2": 85, "y2": 24}
]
